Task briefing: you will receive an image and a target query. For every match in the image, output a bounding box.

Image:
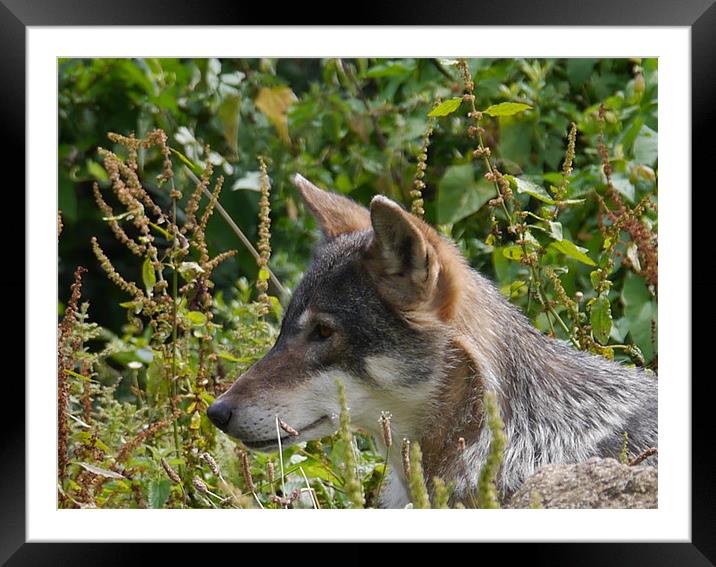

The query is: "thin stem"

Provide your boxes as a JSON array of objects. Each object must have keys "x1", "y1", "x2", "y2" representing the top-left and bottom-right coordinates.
[
  {"x1": 463, "y1": 87, "x2": 578, "y2": 348},
  {"x1": 182, "y1": 165, "x2": 288, "y2": 299},
  {"x1": 275, "y1": 415, "x2": 287, "y2": 508},
  {"x1": 298, "y1": 466, "x2": 320, "y2": 509},
  {"x1": 169, "y1": 184, "x2": 185, "y2": 506},
  {"x1": 374, "y1": 445, "x2": 391, "y2": 504}
]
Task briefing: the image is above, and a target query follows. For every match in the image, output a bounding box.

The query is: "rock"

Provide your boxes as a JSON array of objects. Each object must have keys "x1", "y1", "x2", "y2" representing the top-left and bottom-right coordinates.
[{"x1": 506, "y1": 457, "x2": 657, "y2": 509}]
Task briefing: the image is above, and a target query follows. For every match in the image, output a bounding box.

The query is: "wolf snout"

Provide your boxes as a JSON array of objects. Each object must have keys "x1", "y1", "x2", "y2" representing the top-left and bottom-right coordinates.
[{"x1": 206, "y1": 399, "x2": 233, "y2": 431}]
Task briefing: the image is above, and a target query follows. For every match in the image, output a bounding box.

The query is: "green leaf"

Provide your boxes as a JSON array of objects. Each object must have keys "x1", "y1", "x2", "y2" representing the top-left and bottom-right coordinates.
[
  {"x1": 566, "y1": 59, "x2": 597, "y2": 88},
  {"x1": 148, "y1": 221, "x2": 172, "y2": 240},
  {"x1": 186, "y1": 311, "x2": 207, "y2": 326},
  {"x1": 506, "y1": 280, "x2": 527, "y2": 299},
  {"x1": 142, "y1": 257, "x2": 156, "y2": 295},
  {"x1": 294, "y1": 458, "x2": 337, "y2": 484},
  {"x1": 86, "y1": 159, "x2": 109, "y2": 183},
  {"x1": 590, "y1": 295, "x2": 612, "y2": 345},
  {"x1": 177, "y1": 262, "x2": 205, "y2": 281},
  {"x1": 548, "y1": 221, "x2": 563, "y2": 241},
  {"x1": 77, "y1": 432, "x2": 111, "y2": 453},
  {"x1": 633, "y1": 125, "x2": 658, "y2": 166},
  {"x1": 363, "y1": 60, "x2": 415, "y2": 79},
  {"x1": 64, "y1": 369, "x2": 94, "y2": 383},
  {"x1": 482, "y1": 102, "x2": 532, "y2": 117},
  {"x1": 231, "y1": 171, "x2": 262, "y2": 192},
  {"x1": 119, "y1": 300, "x2": 143, "y2": 315},
  {"x1": 218, "y1": 94, "x2": 241, "y2": 155},
  {"x1": 428, "y1": 97, "x2": 463, "y2": 117},
  {"x1": 217, "y1": 352, "x2": 254, "y2": 363},
  {"x1": 500, "y1": 117, "x2": 532, "y2": 170},
  {"x1": 258, "y1": 268, "x2": 270, "y2": 282},
  {"x1": 148, "y1": 479, "x2": 172, "y2": 509},
  {"x1": 622, "y1": 271, "x2": 657, "y2": 362},
  {"x1": 548, "y1": 239, "x2": 596, "y2": 266},
  {"x1": 437, "y1": 165, "x2": 494, "y2": 224},
  {"x1": 507, "y1": 176, "x2": 557, "y2": 204},
  {"x1": 502, "y1": 245, "x2": 524, "y2": 260},
  {"x1": 169, "y1": 147, "x2": 203, "y2": 175},
  {"x1": 101, "y1": 211, "x2": 132, "y2": 222},
  {"x1": 611, "y1": 173, "x2": 635, "y2": 203},
  {"x1": 269, "y1": 295, "x2": 283, "y2": 320}
]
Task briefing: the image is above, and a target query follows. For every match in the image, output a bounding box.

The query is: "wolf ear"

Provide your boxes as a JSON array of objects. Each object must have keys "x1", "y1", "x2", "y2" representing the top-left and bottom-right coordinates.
[
  {"x1": 291, "y1": 174, "x2": 371, "y2": 238},
  {"x1": 365, "y1": 195, "x2": 441, "y2": 309}
]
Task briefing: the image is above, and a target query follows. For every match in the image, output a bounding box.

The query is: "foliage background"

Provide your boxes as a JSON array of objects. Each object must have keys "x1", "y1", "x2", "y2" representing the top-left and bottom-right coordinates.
[{"x1": 57, "y1": 58, "x2": 658, "y2": 509}]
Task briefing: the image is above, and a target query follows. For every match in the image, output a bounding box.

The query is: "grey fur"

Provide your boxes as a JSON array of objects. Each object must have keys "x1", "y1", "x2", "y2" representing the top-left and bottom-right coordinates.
[
  {"x1": 456, "y1": 268, "x2": 657, "y2": 497},
  {"x1": 280, "y1": 232, "x2": 442, "y2": 387},
  {"x1": 209, "y1": 186, "x2": 657, "y2": 507}
]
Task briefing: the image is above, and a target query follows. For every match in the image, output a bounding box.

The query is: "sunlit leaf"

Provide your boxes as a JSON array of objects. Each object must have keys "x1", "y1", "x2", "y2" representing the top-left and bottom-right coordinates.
[
  {"x1": 590, "y1": 295, "x2": 612, "y2": 345},
  {"x1": 142, "y1": 257, "x2": 156, "y2": 295},
  {"x1": 482, "y1": 102, "x2": 532, "y2": 117},
  {"x1": 86, "y1": 160, "x2": 109, "y2": 183},
  {"x1": 548, "y1": 239, "x2": 596, "y2": 266},
  {"x1": 186, "y1": 311, "x2": 207, "y2": 326},
  {"x1": 502, "y1": 245, "x2": 524, "y2": 260},
  {"x1": 428, "y1": 98, "x2": 463, "y2": 117},
  {"x1": 217, "y1": 352, "x2": 254, "y2": 363},
  {"x1": 169, "y1": 147, "x2": 203, "y2": 175},
  {"x1": 255, "y1": 86, "x2": 298, "y2": 144},
  {"x1": 507, "y1": 176, "x2": 557, "y2": 204}
]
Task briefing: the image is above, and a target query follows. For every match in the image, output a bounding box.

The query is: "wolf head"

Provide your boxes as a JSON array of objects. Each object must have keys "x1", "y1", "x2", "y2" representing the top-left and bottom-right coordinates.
[{"x1": 207, "y1": 175, "x2": 472, "y2": 451}]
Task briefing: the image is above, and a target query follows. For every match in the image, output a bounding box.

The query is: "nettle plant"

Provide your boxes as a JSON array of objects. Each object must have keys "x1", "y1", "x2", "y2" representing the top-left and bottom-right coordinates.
[
  {"x1": 57, "y1": 58, "x2": 657, "y2": 509},
  {"x1": 57, "y1": 130, "x2": 393, "y2": 509},
  {"x1": 420, "y1": 60, "x2": 657, "y2": 368}
]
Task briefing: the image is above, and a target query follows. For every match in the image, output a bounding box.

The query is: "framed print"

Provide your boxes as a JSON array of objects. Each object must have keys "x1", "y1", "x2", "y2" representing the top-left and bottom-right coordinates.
[{"x1": 4, "y1": 0, "x2": 714, "y2": 563}]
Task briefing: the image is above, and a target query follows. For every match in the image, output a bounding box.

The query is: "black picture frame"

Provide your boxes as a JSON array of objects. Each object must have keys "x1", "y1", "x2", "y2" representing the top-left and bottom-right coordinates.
[{"x1": 5, "y1": 0, "x2": 713, "y2": 563}]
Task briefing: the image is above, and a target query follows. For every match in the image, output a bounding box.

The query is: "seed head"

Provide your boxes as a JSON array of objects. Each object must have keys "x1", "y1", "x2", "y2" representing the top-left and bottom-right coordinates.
[
  {"x1": 401, "y1": 438, "x2": 411, "y2": 478},
  {"x1": 201, "y1": 452, "x2": 220, "y2": 477},
  {"x1": 160, "y1": 457, "x2": 181, "y2": 484},
  {"x1": 278, "y1": 418, "x2": 300, "y2": 437},
  {"x1": 379, "y1": 411, "x2": 393, "y2": 448},
  {"x1": 192, "y1": 477, "x2": 208, "y2": 494},
  {"x1": 239, "y1": 450, "x2": 255, "y2": 492}
]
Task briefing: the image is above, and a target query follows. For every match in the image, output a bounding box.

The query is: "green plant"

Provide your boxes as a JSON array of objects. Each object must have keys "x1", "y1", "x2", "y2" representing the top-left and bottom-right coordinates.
[{"x1": 58, "y1": 57, "x2": 658, "y2": 509}]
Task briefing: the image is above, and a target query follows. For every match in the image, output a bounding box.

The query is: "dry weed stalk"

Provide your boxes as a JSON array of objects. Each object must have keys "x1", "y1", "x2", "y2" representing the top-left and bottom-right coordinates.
[
  {"x1": 596, "y1": 104, "x2": 658, "y2": 296},
  {"x1": 57, "y1": 266, "x2": 87, "y2": 495},
  {"x1": 256, "y1": 156, "x2": 272, "y2": 315}
]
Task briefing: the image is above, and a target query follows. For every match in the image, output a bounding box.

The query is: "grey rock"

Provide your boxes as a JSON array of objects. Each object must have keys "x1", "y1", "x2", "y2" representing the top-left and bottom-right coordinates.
[{"x1": 506, "y1": 457, "x2": 657, "y2": 509}]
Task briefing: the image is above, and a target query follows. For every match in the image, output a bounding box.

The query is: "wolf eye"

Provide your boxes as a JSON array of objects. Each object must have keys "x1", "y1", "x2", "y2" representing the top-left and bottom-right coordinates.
[{"x1": 310, "y1": 323, "x2": 334, "y2": 341}]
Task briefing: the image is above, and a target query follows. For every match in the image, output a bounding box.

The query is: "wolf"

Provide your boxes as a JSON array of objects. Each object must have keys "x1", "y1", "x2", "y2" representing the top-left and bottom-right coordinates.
[{"x1": 207, "y1": 174, "x2": 658, "y2": 508}]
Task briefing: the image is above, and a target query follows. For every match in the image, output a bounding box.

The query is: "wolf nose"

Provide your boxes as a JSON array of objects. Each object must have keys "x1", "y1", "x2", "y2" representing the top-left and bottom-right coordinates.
[{"x1": 207, "y1": 400, "x2": 233, "y2": 431}]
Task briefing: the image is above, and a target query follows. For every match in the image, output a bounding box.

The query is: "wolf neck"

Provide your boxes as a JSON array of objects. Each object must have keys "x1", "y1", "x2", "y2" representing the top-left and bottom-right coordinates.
[{"x1": 416, "y1": 268, "x2": 636, "y2": 497}]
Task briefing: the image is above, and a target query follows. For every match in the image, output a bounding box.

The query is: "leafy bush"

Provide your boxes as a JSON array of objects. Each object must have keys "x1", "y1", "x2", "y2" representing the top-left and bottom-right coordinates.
[{"x1": 57, "y1": 57, "x2": 657, "y2": 508}]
